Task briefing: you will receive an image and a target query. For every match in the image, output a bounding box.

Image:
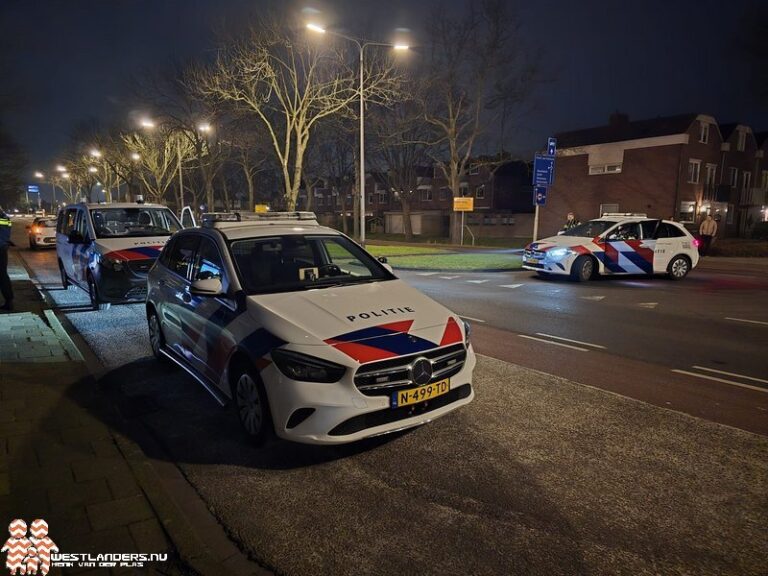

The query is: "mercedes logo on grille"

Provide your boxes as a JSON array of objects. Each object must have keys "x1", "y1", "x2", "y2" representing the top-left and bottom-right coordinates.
[{"x1": 410, "y1": 357, "x2": 433, "y2": 386}]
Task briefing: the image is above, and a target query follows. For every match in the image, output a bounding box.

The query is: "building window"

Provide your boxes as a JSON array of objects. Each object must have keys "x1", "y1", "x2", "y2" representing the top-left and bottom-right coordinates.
[
  {"x1": 699, "y1": 122, "x2": 709, "y2": 144},
  {"x1": 727, "y1": 204, "x2": 735, "y2": 224},
  {"x1": 475, "y1": 185, "x2": 485, "y2": 199},
  {"x1": 737, "y1": 130, "x2": 746, "y2": 151},
  {"x1": 378, "y1": 191, "x2": 386, "y2": 204},
  {"x1": 468, "y1": 163, "x2": 479, "y2": 175},
  {"x1": 743, "y1": 171, "x2": 751, "y2": 191},
  {"x1": 678, "y1": 201, "x2": 695, "y2": 223},
  {"x1": 589, "y1": 164, "x2": 622, "y2": 175},
  {"x1": 729, "y1": 167, "x2": 739, "y2": 187},
  {"x1": 687, "y1": 159, "x2": 701, "y2": 184},
  {"x1": 439, "y1": 187, "x2": 449, "y2": 200},
  {"x1": 421, "y1": 189, "x2": 432, "y2": 201},
  {"x1": 367, "y1": 193, "x2": 375, "y2": 204},
  {"x1": 705, "y1": 164, "x2": 717, "y2": 189}
]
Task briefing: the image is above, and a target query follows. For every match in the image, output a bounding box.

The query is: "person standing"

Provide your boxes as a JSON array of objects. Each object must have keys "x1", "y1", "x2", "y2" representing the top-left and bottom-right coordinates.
[
  {"x1": 699, "y1": 214, "x2": 717, "y2": 256},
  {"x1": 0, "y1": 206, "x2": 14, "y2": 312},
  {"x1": 562, "y1": 212, "x2": 580, "y2": 232}
]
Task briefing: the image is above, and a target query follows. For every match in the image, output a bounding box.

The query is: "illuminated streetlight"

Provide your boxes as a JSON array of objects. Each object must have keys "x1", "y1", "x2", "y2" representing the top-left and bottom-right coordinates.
[
  {"x1": 34, "y1": 171, "x2": 44, "y2": 178},
  {"x1": 198, "y1": 123, "x2": 211, "y2": 133},
  {"x1": 90, "y1": 149, "x2": 102, "y2": 158},
  {"x1": 130, "y1": 152, "x2": 141, "y2": 161},
  {"x1": 88, "y1": 166, "x2": 98, "y2": 173},
  {"x1": 307, "y1": 23, "x2": 409, "y2": 245},
  {"x1": 62, "y1": 173, "x2": 70, "y2": 179},
  {"x1": 56, "y1": 165, "x2": 67, "y2": 172},
  {"x1": 140, "y1": 118, "x2": 155, "y2": 129}
]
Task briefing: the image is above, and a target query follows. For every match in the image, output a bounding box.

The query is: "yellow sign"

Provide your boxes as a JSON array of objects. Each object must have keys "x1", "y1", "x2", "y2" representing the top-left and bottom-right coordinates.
[
  {"x1": 453, "y1": 197, "x2": 474, "y2": 212},
  {"x1": 254, "y1": 204, "x2": 270, "y2": 213}
]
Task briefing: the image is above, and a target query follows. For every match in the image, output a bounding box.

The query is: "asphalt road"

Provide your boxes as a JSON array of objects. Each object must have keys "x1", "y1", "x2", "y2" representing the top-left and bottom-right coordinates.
[{"x1": 11, "y1": 221, "x2": 768, "y2": 575}]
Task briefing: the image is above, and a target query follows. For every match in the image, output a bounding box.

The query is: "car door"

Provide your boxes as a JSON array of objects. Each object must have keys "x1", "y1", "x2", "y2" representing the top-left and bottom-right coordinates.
[
  {"x1": 159, "y1": 234, "x2": 200, "y2": 359},
  {"x1": 57, "y1": 208, "x2": 79, "y2": 279},
  {"x1": 652, "y1": 222, "x2": 684, "y2": 273},
  {"x1": 602, "y1": 222, "x2": 649, "y2": 274},
  {"x1": 183, "y1": 237, "x2": 236, "y2": 383}
]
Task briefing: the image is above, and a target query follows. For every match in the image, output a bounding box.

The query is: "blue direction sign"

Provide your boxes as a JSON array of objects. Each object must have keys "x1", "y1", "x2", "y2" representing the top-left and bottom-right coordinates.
[
  {"x1": 547, "y1": 137, "x2": 557, "y2": 156},
  {"x1": 27, "y1": 185, "x2": 39, "y2": 192},
  {"x1": 533, "y1": 186, "x2": 548, "y2": 206},
  {"x1": 533, "y1": 154, "x2": 555, "y2": 187}
]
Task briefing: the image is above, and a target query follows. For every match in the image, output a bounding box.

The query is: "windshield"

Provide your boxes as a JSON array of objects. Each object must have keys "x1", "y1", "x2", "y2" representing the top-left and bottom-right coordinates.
[
  {"x1": 37, "y1": 219, "x2": 56, "y2": 228},
  {"x1": 90, "y1": 207, "x2": 181, "y2": 238},
  {"x1": 231, "y1": 234, "x2": 394, "y2": 295},
  {"x1": 560, "y1": 220, "x2": 616, "y2": 238}
]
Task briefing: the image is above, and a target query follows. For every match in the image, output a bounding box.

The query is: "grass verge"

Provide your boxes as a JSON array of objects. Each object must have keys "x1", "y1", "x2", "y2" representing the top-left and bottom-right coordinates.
[{"x1": 387, "y1": 252, "x2": 523, "y2": 271}]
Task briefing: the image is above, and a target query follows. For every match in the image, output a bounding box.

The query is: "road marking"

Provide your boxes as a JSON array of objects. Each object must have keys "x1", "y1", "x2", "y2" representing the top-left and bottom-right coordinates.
[
  {"x1": 466, "y1": 280, "x2": 489, "y2": 284},
  {"x1": 580, "y1": 295, "x2": 605, "y2": 301},
  {"x1": 499, "y1": 284, "x2": 523, "y2": 289},
  {"x1": 518, "y1": 334, "x2": 589, "y2": 352},
  {"x1": 638, "y1": 302, "x2": 658, "y2": 309},
  {"x1": 459, "y1": 315, "x2": 486, "y2": 323},
  {"x1": 534, "y1": 333, "x2": 606, "y2": 349},
  {"x1": 439, "y1": 276, "x2": 460, "y2": 280},
  {"x1": 725, "y1": 317, "x2": 768, "y2": 327},
  {"x1": 418, "y1": 272, "x2": 439, "y2": 276},
  {"x1": 692, "y1": 365, "x2": 768, "y2": 385},
  {"x1": 672, "y1": 369, "x2": 768, "y2": 394}
]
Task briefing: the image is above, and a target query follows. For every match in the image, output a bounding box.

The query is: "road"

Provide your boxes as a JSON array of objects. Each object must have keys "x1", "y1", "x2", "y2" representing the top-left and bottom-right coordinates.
[{"x1": 11, "y1": 221, "x2": 768, "y2": 575}]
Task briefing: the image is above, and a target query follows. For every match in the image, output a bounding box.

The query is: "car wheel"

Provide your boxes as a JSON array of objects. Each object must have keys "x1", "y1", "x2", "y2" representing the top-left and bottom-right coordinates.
[
  {"x1": 147, "y1": 309, "x2": 165, "y2": 360},
  {"x1": 87, "y1": 274, "x2": 111, "y2": 311},
  {"x1": 232, "y1": 367, "x2": 274, "y2": 445},
  {"x1": 570, "y1": 256, "x2": 595, "y2": 282},
  {"x1": 667, "y1": 255, "x2": 691, "y2": 280}
]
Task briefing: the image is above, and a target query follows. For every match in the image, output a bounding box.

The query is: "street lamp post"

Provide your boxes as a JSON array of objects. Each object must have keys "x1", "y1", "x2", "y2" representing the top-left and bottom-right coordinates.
[{"x1": 307, "y1": 24, "x2": 408, "y2": 246}]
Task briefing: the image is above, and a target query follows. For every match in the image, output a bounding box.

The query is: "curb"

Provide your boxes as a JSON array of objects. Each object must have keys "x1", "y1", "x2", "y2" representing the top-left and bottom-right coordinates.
[{"x1": 15, "y1": 247, "x2": 271, "y2": 576}]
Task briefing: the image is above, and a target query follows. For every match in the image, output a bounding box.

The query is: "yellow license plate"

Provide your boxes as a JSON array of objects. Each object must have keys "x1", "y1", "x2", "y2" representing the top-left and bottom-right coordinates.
[{"x1": 391, "y1": 379, "x2": 450, "y2": 408}]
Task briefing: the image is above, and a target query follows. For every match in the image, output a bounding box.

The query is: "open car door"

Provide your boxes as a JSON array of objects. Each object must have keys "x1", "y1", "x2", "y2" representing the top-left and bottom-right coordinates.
[{"x1": 180, "y1": 206, "x2": 196, "y2": 229}]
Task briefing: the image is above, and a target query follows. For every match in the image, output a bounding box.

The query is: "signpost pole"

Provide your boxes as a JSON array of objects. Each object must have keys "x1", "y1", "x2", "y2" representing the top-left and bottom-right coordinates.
[
  {"x1": 461, "y1": 211, "x2": 464, "y2": 246},
  {"x1": 533, "y1": 204, "x2": 540, "y2": 242}
]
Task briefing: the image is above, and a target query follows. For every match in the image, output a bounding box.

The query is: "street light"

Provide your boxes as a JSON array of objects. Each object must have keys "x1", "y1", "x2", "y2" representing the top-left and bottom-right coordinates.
[
  {"x1": 55, "y1": 165, "x2": 67, "y2": 173},
  {"x1": 34, "y1": 171, "x2": 44, "y2": 179},
  {"x1": 140, "y1": 119, "x2": 155, "y2": 129},
  {"x1": 307, "y1": 23, "x2": 408, "y2": 245},
  {"x1": 88, "y1": 166, "x2": 98, "y2": 173},
  {"x1": 198, "y1": 123, "x2": 211, "y2": 133},
  {"x1": 90, "y1": 149, "x2": 102, "y2": 158},
  {"x1": 130, "y1": 152, "x2": 140, "y2": 161}
]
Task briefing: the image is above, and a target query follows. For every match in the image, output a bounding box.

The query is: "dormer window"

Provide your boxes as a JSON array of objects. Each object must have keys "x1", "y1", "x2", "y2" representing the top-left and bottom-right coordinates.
[
  {"x1": 737, "y1": 130, "x2": 746, "y2": 151},
  {"x1": 699, "y1": 122, "x2": 709, "y2": 144}
]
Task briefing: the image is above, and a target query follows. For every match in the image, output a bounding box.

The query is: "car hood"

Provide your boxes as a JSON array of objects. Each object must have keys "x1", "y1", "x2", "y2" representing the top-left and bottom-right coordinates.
[
  {"x1": 526, "y1": 235, "x2": 597, "y2": 251},
  {"x1": 246, "y1": 279, "x2": 465, "y2": 363}
]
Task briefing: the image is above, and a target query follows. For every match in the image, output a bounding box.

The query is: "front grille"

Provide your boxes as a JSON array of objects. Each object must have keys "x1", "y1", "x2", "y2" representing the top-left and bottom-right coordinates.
[
  {"x1": 354, "y1": 343, "x2": 466, "y2": 397},
  {"x1": 128, "y1": 259, "x2": 154, "y2": 274},
  {"x1": 524, "y1": 249, "x2": 545, "y2": 259},
  {"x1": 329, "y1": 384, "x2": 472, "y2": 436},
  {"x1": 125, "y1": 285, "x2": 148, "y2": 300}
]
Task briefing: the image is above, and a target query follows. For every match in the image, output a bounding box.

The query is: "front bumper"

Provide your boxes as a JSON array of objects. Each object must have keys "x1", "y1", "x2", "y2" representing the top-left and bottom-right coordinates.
[
  {"x1": 32, "y1": 235, "x2": 57, "y2": 247},
  {"x1": 93, "y1": 260, "x2": 154, "y2": 302},
  {"x1": 262, "y1": 345, "x2": 477, "y2": 445},
  {"x1": 522, "y1": 250, "x2": 572, "y2": 275}
]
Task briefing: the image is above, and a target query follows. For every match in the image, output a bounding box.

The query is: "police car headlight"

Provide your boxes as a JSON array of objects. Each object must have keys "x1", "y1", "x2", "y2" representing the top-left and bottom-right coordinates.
[
  {"x1": 101, "y1": 255, "x2": 125, "y2": 271},
  {"x1": 546, "y1": 248, "x2": 573, "y2": 260},
  {"x1": 462, "y1": 319, "x2": 471, "y2": 346},
  {"x1": 271, "y1": 349, "x2": 346, "y2": 383}
]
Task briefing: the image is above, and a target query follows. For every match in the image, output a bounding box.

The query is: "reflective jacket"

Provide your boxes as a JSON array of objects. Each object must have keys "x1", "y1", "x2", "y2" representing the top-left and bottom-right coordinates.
[{"x1": 0, "y1": 209, "x2": 11, "y2": 248}]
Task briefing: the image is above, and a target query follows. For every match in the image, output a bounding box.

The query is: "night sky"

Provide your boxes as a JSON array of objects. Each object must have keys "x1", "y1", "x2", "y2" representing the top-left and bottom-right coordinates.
[{"x1": 1, "y1": 0, "x2": 763, "y2": 179}]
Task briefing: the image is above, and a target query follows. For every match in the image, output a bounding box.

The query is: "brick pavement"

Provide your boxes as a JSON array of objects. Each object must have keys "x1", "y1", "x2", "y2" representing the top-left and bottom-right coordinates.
[{"x1": 0, "y1": 249, "x2": 180, "y2": 575}]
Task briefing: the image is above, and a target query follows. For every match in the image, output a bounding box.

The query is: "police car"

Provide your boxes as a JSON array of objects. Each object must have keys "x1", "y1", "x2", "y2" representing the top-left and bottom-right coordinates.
[
  {"x1": 146, "y1": 211, "x2": 475, "y2": 445},
  {"x1": 56, "y1": 200, "x2": 182, "y2": 310},
  {"x1": 523, "y1": 214, "x2": 700, "y2": 281}
]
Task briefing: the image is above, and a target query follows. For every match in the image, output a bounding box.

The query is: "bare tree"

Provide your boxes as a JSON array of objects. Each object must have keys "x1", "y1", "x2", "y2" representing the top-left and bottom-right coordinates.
[
  {"x1": 421, "y1": 0, "x2": 537, "y2": 243},
  {"x1": 123, "y1": 128, "x2": 193, "y2": 204},
  {"x1": 192, "y1": 15, "x2": 402, "y2": 210}
]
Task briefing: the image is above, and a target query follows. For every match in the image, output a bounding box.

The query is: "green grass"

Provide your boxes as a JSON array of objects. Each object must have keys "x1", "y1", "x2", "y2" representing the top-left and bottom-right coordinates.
[
  {"x1": 387, "y1": 253, "x2": 523, "y2": 271},
  {"x1": 365, "y1": 232, "x2": 531, "y2": 249},
  {"x1": 365, "y1": 244, "x2": 456, "y2": 257}
]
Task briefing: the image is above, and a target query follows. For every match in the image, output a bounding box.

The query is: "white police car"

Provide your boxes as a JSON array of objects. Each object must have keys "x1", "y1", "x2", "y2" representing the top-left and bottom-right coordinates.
[
  {"x1": 56, "y1": 201, "x2": 182, "y2": 310},
  {"x1": 523, "y1": 214, "x2": 700, "y2": 281},
  {"x1": 146, "y1": 212, "x2": 475, "y2": 445}
]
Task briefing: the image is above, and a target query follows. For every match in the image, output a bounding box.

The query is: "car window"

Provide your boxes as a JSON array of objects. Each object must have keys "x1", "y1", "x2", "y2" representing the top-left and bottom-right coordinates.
[
  {"x1": 193, "y1": 238, "x2": 224, "y2": 281},
  {"x1": 606, "y1": 223, "x2": 641, "y2": 241},
  {"x1": 640, "y1": 220, "x2": 660, "y2": 239},
  {"x1": 74, "y1": 210, "x2": 87, "y2": 237},
  {"x1": 90, "y1": 207, "x2": 181, "y2": 238},
  {"x1": 61, "y1": 209, "x2": 78, "y2": 235},
  {"x1": 657, "y1": 222, "x2": 686, "y2": 238},
  {"x1": 230, "y1": 234, "x2": 393, "y2": 294},
  {"x1": 166, "y1": 235, "x2": 199, "y2": 280},
  {"x1": 561, "y1": 220, "x2": 615, "y2": 237}
]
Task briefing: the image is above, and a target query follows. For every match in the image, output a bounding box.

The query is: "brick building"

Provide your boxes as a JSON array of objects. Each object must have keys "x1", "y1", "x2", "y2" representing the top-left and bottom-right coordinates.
[{"x1": 538, "y1": 113, "x2": 768, "y2": 239}]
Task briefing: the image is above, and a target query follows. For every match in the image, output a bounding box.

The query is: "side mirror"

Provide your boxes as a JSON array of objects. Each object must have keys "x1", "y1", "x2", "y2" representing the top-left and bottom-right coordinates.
[
  {"x1": 190, "y1": 277, "x2": 223, "y2": 296},
  {"x1": 68, "y1": 230, "x2": 85, "y2": 244}
]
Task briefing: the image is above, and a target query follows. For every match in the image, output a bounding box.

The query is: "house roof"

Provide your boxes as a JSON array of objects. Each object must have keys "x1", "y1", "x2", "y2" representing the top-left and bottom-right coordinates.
[{"x1": 556, "y1": 113, "x2": 698, "y2": 148}]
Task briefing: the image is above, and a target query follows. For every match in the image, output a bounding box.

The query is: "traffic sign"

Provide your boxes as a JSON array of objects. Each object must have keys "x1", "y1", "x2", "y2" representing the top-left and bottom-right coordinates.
[
  {"x1": 254, "y1": 204, "x2": 270, "y2": 213},
  {"x1": 533, "y1": 154, "x2": 555, "y2": 187},
  {"x1": 547, "y1": 137, "x2": 557, "y2": 156},
  {"x1": 27, "y1": 185, "x2": 39, "y2": 192},
  {"x1": 453, "y1": 197, "x2": 474, "y2": 212},
  {"x1": 534, "y1": 186, "x2": 548, "y2": 206}
]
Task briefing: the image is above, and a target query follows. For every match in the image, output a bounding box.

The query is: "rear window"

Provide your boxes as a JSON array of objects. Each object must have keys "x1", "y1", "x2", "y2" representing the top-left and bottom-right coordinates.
[{"x1": 657, "y1": 222, "x2": 687, "y2": 238}]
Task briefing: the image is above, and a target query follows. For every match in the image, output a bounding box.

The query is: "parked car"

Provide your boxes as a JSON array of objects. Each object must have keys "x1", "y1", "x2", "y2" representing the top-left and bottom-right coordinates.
[
  {"x1": 146, "y1": 211, "x2": 476, "y2": 445},
  {"x1": 27, "y1": 217, "x2": 57, "y2": 249},
  {"x1": 56, "y1": 201, "x2": 182, "y2": 310},
  {"x1": 523, "y1": 214, "x2": 700, "y2": 281}
]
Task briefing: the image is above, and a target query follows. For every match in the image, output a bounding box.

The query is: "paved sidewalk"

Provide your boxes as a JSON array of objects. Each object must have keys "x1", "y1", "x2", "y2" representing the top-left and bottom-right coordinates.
[{"x1": 0, "y1": 249, "x2": 182, "y2": 574}]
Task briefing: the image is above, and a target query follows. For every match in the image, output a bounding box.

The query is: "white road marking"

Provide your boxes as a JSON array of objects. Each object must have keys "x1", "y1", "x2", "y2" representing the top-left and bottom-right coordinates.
[
  {"x1": 439, "y1": 276, "x2": 460, "y2": 280},
  {"x1": 499, "y1": 284, "x2": 523, "y2": 289},
  {"x1": 638, "y1": 302, "x2": 658, "y2": 309},
  {"x1": 580, "y1": 295, "x2": 605, "y2": 301},
  {"x1": 459, "y1": 315, "x2": 486, "y2": 323},
  {"x1": 418, "y1": 272, "x2": 439, "y2": 276},
  {"x1": 534, "y1": 333, "x2": 606, "y2": 349},
  {"x1": 466, "y1": 280, "x2": 489, "y2": 284},
  {"x1": 692, "y1": 365, "x2": 768, "y2": 385},
  {"x1": 725, "y1": 317, "x2": 768, "y2": 327},
  {"x1": 518, "y1": 334, "x2": 589, "y2": 352},
  {"x1": 672, "y1": 369, "x2": 768, "y2": 394}
]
